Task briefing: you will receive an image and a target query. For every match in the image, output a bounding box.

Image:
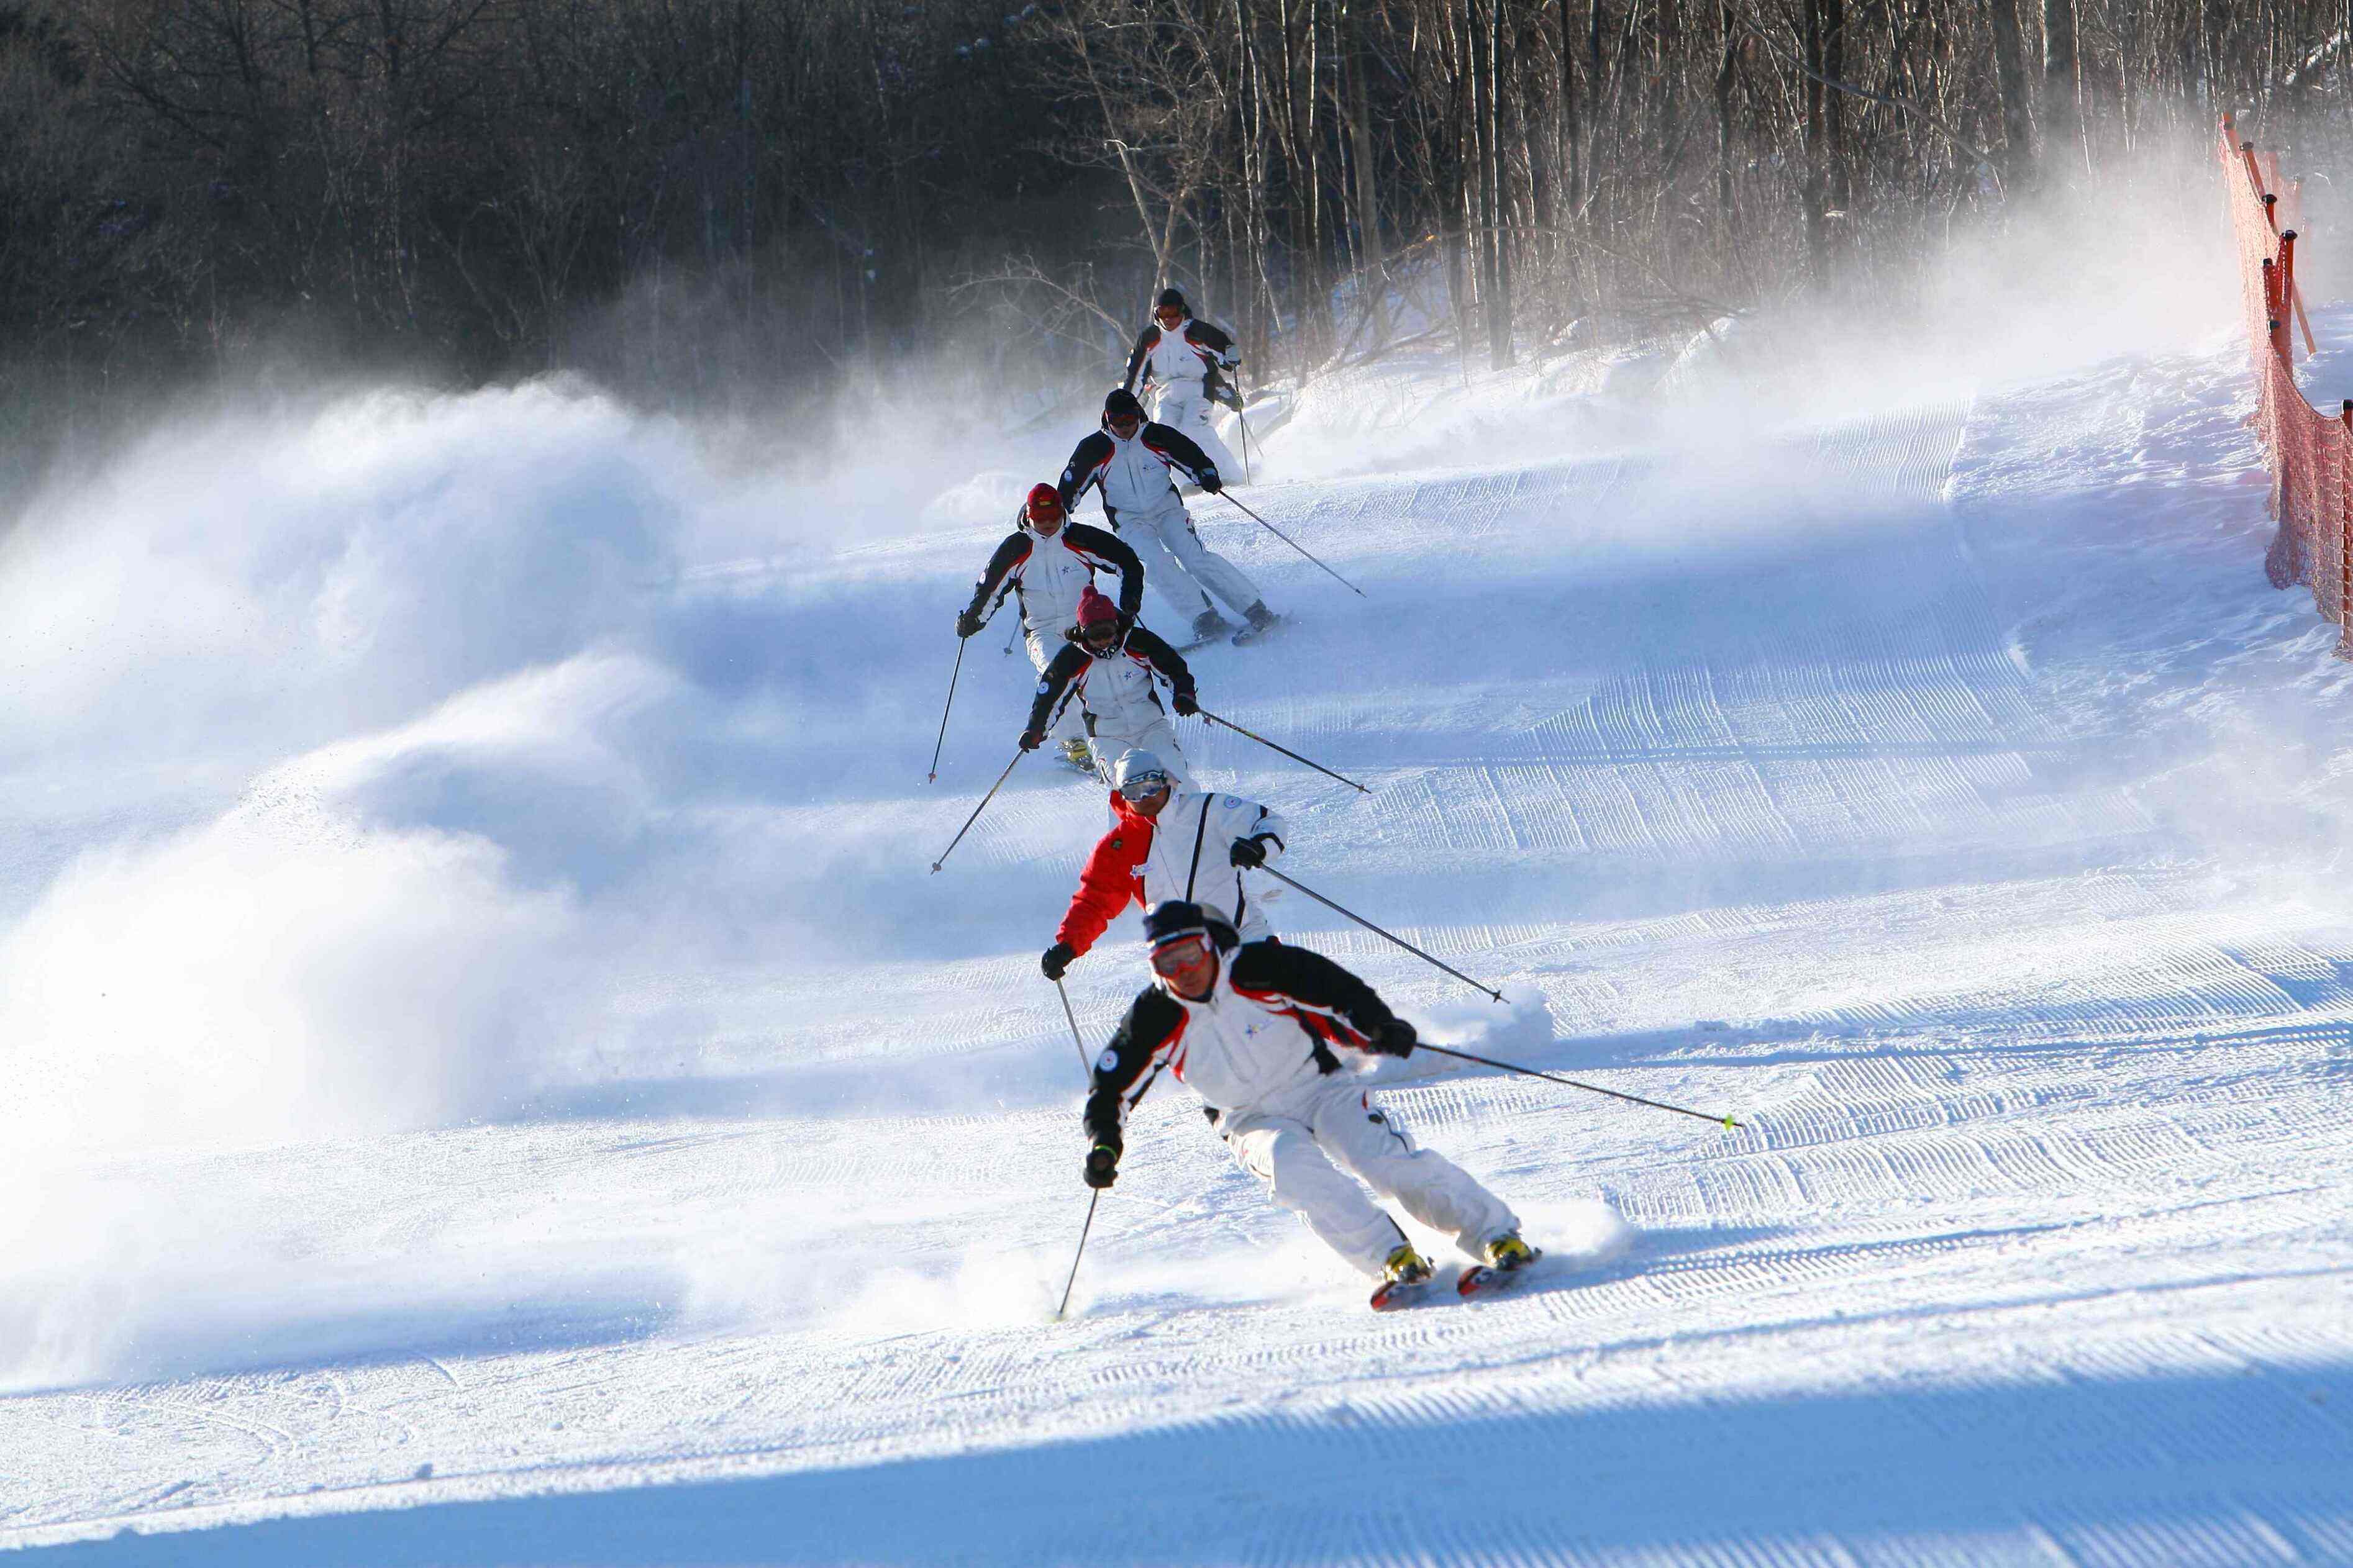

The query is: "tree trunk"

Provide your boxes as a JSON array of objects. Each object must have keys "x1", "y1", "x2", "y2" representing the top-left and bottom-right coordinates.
[
  {"x1": 1485, "y1": 0, "x2": 1513, "y2": 367},
  {"x1": 1341, "y1": 0, "x2": 1388, "y2": 350},
  {"x1": 1986, "y1": 0, "x2": 2035, "y2": 189},
  {"x1": 2042, "y1": 0, "x2": 2078, "y2": 174}
]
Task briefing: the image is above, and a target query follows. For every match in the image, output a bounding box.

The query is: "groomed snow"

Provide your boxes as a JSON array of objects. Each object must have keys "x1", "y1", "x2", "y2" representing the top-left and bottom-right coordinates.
[{"x1": 5, "y1": 211, "x2": 2352, "y2": 1565}]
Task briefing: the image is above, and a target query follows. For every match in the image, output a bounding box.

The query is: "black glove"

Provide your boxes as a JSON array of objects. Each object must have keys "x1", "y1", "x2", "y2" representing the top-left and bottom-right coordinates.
[
  {"x1": 1019, "y1": 728, "x2": 1044, "y2": 751},
  {"x1": 1041, "y1": 942, "x2": 1075, "y2": 981},
  {"x1": 1229, "y1": 833, "x2": 1275, "y2": 868},
  {"x1": 1084, "y1": 1143, "x2": 1121, "y2": 1190},
  {"x1": 1172, "y1": 688, "x2": 1199, "y2": 718},
  {"x1": 955, "y1": 608, "x2": 983, "y2": 638},
  {"x1": 1198, "y1": 470, "x2": 1223, "y2": 494},
  {"x1": 1368, "y1": 1019, "x2": 1417, "y2": 1058}
]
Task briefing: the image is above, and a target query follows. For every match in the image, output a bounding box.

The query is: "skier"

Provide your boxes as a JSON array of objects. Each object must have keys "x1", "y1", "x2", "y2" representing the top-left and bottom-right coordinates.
[
  {"x1": 1080, "y1": 900, "x2": 1541, "y2": 1310},
  {"x1": 1019, "y1": 587, "x2": 1199, "y2": 785},
  {"x1": 1123, "y1": 286, "x2": 1244, "y2": 481},
  {"x1": 1060, "y1": 388, "x2": 1280, "y2": 647},
  {"x1": 1039, "y1": 748, "x2": 1286, "y2": 984},
  {"x1": 957, "y1": 483, "x2": 1145, "y2": 774}
]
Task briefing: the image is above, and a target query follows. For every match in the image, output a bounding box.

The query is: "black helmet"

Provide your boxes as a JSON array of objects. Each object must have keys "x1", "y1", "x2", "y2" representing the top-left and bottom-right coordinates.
[
  {"x1": 1103, "y1": 387, "x2": 1146, "y2": 427},
  {"x1": 1143, "y1": 900, "x2": 1209, "y2": 951},
  {"x1": 1155, "y1": 287, "x2": 1188, "y2": 314}
]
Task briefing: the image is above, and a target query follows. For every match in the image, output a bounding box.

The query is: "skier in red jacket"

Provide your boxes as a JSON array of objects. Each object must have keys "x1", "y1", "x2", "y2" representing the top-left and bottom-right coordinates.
[{"x1": 1040, "y1": 748, "x2": 1288, "y2": 982}]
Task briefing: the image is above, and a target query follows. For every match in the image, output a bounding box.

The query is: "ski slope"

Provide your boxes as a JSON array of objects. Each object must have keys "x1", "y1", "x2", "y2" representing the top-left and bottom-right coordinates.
[{"x1": 6, "y1": 290, "x2": 2353, "y2": 1564}]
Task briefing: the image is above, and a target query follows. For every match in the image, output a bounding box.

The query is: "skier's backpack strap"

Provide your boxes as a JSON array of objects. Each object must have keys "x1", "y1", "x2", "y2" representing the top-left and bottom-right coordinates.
[{"x1": 1184, "y1": 793, "x2": 1214, "y2": 900}]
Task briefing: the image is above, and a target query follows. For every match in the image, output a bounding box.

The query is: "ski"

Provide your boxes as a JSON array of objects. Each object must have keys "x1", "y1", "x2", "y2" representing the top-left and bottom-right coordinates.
[
  {"x1": 1231, "y1": 613, "x2": 1289, "y2": 647},
  {"x1": 1457, "y1": 1244, "x2": 1545, "y2": 1301}
]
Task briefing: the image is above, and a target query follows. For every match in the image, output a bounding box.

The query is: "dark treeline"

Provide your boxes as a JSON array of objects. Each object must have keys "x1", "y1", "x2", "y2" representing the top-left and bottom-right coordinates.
[{"x1": 1, "y1": 0, "x2": 2343, "y2": 455}]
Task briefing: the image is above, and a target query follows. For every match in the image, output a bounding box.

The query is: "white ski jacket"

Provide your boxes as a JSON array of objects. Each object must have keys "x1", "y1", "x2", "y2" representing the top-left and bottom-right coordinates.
[{"x1": 1083, "y1": 938, "x2": 1402, "y2": 1141}]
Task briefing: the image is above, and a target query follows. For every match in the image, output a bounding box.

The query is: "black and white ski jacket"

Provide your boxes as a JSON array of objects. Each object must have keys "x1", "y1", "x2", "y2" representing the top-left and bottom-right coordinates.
[
  {"x1": 1084, "y1": 936, "x2": 1403, "y2": 1149},
  {"x1": 960, "y1": 513, "x2": 1143, "y2": 638},
  {"x1": 1058, "y1": 420, "x2": 1219, "y2": 525},
  {"x1": 1123, "y1": 317, "x2": 1240, "y2": 396},
  {"x1": 1027, "y1": 626, "x2": 1195, "y2": 738}
]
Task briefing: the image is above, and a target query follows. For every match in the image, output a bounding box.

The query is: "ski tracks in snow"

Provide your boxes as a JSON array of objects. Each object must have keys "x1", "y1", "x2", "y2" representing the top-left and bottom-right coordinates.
[{"x1": 12, "y1": 374, "x2": 2353, "y2": 1562}]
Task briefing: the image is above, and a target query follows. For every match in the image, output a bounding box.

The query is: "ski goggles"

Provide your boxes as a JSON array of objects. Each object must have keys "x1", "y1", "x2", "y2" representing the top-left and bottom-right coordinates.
[
  {"x1": 1116, "y1": 768, "x2": 1170, "y2": 799},
  {"x1": 1154, "y1": 306, "x2": 1185, "y2": 327},
  {"x1": 1106, "y1": 412, "x2": 1142, "y2": 437},
  {"x1": 1149, "y1": 932, "x2": 1213, "y2": 977}
]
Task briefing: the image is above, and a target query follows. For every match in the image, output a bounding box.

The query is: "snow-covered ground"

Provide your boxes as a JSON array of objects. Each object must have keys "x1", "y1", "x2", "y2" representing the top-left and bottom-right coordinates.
[{"x1": 6, "y1": 230, "x2": 2353, "y2": 1564}]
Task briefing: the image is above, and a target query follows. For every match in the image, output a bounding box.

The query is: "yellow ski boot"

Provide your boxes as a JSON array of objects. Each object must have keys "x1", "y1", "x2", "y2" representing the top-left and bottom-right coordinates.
[{"x1": 1368, "y1": 1242, "x2": 1435, "y2": 1312}]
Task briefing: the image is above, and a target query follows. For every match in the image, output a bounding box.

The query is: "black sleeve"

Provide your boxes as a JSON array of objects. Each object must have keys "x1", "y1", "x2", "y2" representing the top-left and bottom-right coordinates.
[
  {"x1": 1026, "y1": 643, "x2": 1086, "y2": 733},
  {"x1": 1084, "y1": 986, "x2": 1186, "y2": 1148},
  {"x1": 1227, "y1": 941, "x2": 1400, "y2": 1043},
  {"x1": 1127, "y1": 626, "x2": 1195, "y2": 696},
  {"x1": 964, "y1": 533, "x2": 1030, "y2": 617},
  {"x1": 1122, "y1": 329, "x2": 1156, "y2": 392},
  {"x1": 1188, "y1": 320, "x2": 1237, "y2": 361},
  {"x1": 1059, "y1": 433, "x2": 1112, "y2": 510},
  {"x1": 1065, "y1": 522, "x2": 1144, "y2": 620},
  {"x1": 1142, "y1": 422, "x2": 1217, "y2": 486}
]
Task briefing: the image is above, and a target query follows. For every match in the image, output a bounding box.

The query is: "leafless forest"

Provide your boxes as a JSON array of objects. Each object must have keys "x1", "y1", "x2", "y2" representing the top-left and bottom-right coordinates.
[{"x1": 1, "y1": 0, "x2": 2345, "y2": 460}]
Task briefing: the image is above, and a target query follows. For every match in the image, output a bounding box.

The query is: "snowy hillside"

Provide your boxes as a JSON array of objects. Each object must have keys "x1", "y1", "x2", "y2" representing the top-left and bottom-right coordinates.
[{"x1": 6, "y1": 259, "x2": 2353, "y2": 1561}]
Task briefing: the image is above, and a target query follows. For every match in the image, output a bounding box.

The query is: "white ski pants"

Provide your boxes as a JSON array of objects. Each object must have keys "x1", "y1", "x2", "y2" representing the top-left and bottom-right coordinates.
[
  {"x1": 1024, "y1": 628, "x2": 1088, "y2": 745},
  {"x1": 1082, "y1": 712, "x2": 1194, "y2": 792},
  {"x1": 1219, "y1": 1077, "x2": 1518, "y2": 1278},
  {"x1": 1118, "y1": 502, "x2": 1264, "y2": 626},
  {"x1": 1154, "y1": 384, "x2": 1242, "y2": 481}
]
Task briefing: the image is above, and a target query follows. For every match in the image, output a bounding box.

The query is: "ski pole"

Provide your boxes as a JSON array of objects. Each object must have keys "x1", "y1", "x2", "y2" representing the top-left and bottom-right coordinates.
[
  {"x1": 1053, "y1": 1189, "x2": 1101, "y2": 1321},
  {"x1": 1413, "y1": 1041, "x2": 1741, "y2": 1131},
  {"x1": 929, "y1": 751, "x2": 1023, "y2": 873},
  {"x1": 1255, "y1": 864, "x2": 1505, "y2": 1003},
  {"x1": 926, "y1": 639, "x2": 967, "y2": 784},
  {"x1": 1054, "y1": 977, "x2": 1093, "y2": 1077},
  {"x1": 1216, "y1": 492, "x2": 1367, "y2": 598},
  {"x1": 1237, "y1": 407, "x2": 1254, "y2": 486},
  {"x1": 1196, "y1": 708, "x2": 1369, "y2": 794}
]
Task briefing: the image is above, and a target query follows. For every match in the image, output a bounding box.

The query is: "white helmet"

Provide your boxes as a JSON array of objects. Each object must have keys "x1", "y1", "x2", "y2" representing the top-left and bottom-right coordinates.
[{"x1": 1112, "y1": 749, "x2": 1172, "y2": 796}]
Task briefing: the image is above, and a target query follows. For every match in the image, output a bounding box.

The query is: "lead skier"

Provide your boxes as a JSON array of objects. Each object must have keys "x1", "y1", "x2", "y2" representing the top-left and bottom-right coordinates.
[
  {"x1": 1123, "y1": 286, "x2": 1243, "y2": 481},
  {"x1": 957, "y1": 483, "x2": 1145, "y2": 774},
  {"x1": 1080, "y1": 899, "x2": 1541, "y2": 1310},
  {"x1": 1039, "y1": 748, "x2": 1286, "y2": 984},
  {"x1": 1060, "y1": 389, "x2": 1279, "y2": 646},
  {"x1": 1020, "y1": 588, "x2": 1198, "y2": 785}
]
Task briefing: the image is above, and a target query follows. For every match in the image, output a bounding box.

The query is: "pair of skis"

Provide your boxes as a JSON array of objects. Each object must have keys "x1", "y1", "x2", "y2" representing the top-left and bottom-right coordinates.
[{"x1": 1369, "y1": 1250, "x2": 1543, "y2": 1312}]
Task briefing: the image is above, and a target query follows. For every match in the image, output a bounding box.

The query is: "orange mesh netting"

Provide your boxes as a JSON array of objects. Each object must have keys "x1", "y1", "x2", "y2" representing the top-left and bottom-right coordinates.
[{"x1": 2221, "y1": 117, "x2": 2353, "y2": 653}]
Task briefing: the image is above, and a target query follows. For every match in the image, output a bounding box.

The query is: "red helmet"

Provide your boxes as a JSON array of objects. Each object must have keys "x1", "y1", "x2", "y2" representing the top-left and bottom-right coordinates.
[{"x1": 1024, "y1": 483, "x2": 1065, "y2": 527}]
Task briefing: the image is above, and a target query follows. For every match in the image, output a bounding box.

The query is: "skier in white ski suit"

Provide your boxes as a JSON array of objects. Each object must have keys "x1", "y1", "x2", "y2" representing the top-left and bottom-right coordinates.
[
  {"x1": 958, "y1": 483, "x2": 1145, "y2": 769},
  {"x1": 1079, "y1": 899, "x2": 1537, "y2": 1309},
  {"x1": 1124, "y1": 287, "x2": 1243, "y2": 482},
  {"x1": 1039, "y1": 748, "x2": 1287, "y2": 983},
  {"x1": 1060, "y1": 388, "x2": 1277, "y2": 646},
  {"x1": 1020, "y1": 588, "x2": 1198, "y2": 787}
]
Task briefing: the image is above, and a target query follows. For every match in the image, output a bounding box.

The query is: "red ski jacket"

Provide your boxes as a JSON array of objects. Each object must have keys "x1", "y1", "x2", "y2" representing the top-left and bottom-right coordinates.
[{"x1": 1055, "y1": 792, "x2": 1155, "y2": 955}]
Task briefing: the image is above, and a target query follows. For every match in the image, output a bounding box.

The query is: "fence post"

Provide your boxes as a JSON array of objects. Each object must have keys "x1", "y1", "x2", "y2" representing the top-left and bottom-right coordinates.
[
  {"x1": 2264, "y1": 192, "x2": 2281, "y2": 235},
  {"x1": 2264, "y1": 258, "x2": 2286, "y2": 360},
  {"x1": 2242, "y1": 140, "x2": 2267, "y2": 197},
  {"x1": 2280, "y1": 231, "x2": 2300, "y2": 360},
  {"x1": 2341, "y1": 401, "x2": 2352, "y2": 656}
]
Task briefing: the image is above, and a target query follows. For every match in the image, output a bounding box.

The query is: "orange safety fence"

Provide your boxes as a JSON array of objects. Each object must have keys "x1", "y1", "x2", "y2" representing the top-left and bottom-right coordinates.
[{"x1": 2221, "y1": 114, "x2": 2353, "y2": 655}]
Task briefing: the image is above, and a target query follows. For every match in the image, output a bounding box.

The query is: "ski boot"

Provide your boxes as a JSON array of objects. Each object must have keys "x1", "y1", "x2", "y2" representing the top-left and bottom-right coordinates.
[
  {"x1": 1190, "y1": 608, "x2": 1237, "y2": 645},
  {"x1": 1059, "y1": 737, "x2": 1097, "y2": 775},
  {"x1": 1231, "y1": 601, "x2": 1283, "y2": 646},
  {"x1": 1458, "y1": 1230, "x2": 1542, "y2": 1299},
  {"x1": 1368, "y1": 1242, "x2": 1436, "y2": 1311}
]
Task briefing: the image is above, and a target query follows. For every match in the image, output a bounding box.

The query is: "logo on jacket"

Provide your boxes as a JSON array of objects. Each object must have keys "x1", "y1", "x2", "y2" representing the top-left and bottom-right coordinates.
[{"x1": 1096, "y1": 1048, "x2": 1119, "y2": 1072}]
